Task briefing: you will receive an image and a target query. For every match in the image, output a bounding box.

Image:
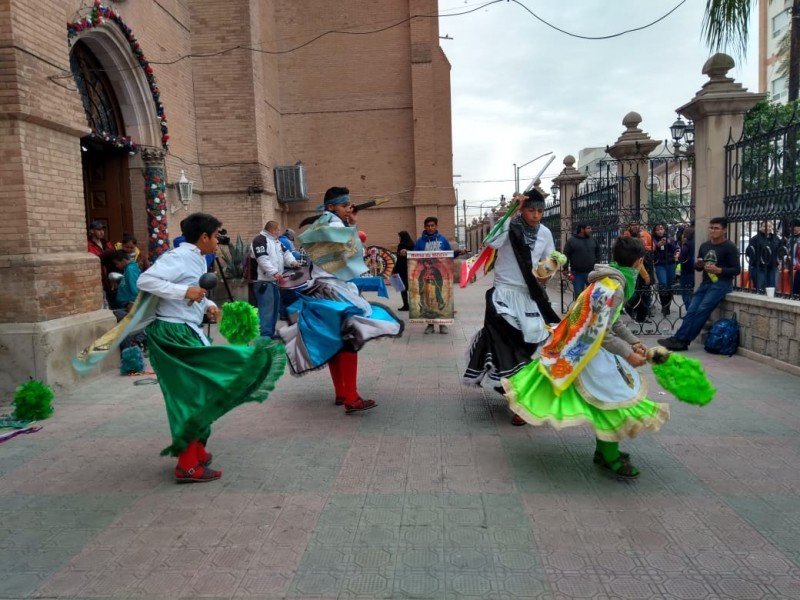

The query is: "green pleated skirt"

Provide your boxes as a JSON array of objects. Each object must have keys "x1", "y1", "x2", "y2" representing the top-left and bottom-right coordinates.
[
  {"x1": 504, "y1": 357, "x2": 669, "y2": 442},
  {"x1": 147, "y1": 319, "x2": 286, "y2": 456}
]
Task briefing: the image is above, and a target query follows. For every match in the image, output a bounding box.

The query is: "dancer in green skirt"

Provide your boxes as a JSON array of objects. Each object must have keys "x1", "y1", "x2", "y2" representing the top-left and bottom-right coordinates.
[
  {"x1": 504, "y1": 236, "x2": 669, "y2": 479},
  {"x1": 136, "y1": 213, "x2": 285, "y2": 483}
]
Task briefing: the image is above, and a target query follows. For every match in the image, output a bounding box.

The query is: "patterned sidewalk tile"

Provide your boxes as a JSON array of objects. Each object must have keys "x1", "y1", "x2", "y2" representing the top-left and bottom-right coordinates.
[{"x1": 1, "y1": 278, "x2": 799, "y2": 599}]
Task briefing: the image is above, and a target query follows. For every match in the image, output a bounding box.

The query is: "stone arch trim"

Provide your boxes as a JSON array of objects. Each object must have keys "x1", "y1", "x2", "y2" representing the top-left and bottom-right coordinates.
[{"x1": 67, "y1": 0, "x2": 169, "y2": 152}]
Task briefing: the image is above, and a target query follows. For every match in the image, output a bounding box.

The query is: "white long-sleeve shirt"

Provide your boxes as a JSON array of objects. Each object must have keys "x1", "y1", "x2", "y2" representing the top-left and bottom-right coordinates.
[
  {"x1": 486, "y1": 219, "x2": 555, "y2": 344},
  {"x1": 249, "y1": 230, "x2": 297, "y2": 281},
  {"x1": 137, "y1": 243, "x2": 216, "y2": 340},
  {"x1": 490, "y1": 220, "x2": 554, "y2": 289}
]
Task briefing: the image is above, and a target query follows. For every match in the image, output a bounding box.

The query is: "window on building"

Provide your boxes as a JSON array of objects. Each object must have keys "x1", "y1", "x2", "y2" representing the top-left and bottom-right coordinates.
[
  {"x1": 773, "y1": 9, "x2": 790, "y2": 37},
  {"x1": 772, "y1": 76, "x2": 788, "y2": 102}
]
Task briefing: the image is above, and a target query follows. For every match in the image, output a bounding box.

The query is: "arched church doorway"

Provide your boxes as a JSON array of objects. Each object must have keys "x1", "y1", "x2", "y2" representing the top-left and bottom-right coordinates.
[{"x1": 70, "y1": 39, "x2": 133, "y2": 246}]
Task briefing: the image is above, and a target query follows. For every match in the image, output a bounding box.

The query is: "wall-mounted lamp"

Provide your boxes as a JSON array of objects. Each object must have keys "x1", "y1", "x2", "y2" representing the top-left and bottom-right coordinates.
[
  {"x1": 176, "y1": 170, "x2": 193, "y2": 210},
  {"x1": 550, "y1": 182, "x2": 559, "y2": 201}
]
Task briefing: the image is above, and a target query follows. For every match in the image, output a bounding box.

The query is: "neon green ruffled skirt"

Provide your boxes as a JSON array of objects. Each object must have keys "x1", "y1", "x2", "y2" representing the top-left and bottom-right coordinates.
[
  {"x1": 147, "y1": 320, "x2": 286, "y2": 456},
  {"x1": 503, "y1": 358, "x2": 669, "y2": 442}
]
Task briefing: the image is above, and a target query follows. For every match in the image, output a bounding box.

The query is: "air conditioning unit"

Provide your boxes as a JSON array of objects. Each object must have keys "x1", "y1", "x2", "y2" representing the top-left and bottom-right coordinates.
[{"x1": 274, "y1": 164, "x2": 308, "y2": 203}]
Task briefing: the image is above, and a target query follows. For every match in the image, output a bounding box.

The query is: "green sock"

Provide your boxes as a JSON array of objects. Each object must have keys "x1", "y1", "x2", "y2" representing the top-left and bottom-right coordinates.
[{"x1": 595, "y1": 439, "x2": 639, "y2": 475}]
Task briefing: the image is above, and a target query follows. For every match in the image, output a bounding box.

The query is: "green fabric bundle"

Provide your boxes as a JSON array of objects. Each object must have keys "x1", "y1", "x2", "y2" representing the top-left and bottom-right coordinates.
[
  {"x1": 218, "y1": 300, "x2": 260, "y2": 345},
  {"x1": 12, "y1": 380, "x2": 54, "y2": 420},
  {"x1": 651, "y1": 352, "x2": 716, "y2": 406}
]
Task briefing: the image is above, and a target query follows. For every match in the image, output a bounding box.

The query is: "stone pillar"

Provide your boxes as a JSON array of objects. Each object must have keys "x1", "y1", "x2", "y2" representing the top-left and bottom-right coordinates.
[
  {"x1": 552, "y1": 155, "x2": 587, "y2": 247},
  {"x1": 607, "y1": 112, "x2": 660, "y2": 220},
  {"x1": 676, "y1": 54, "x2": 765, "y2": 247},
  {"x1": 141, "y1": 148, "x2": 170, "y2": 261},
  {"x1": 0, "y1": 0, "x2": 118, "y2": 394}
]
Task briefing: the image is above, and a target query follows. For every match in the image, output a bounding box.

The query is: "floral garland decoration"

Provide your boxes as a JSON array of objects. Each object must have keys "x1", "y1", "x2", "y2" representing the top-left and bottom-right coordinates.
[
  {"x1": 144, "y1": 168, "x2": 170, "y2": 259},
  {"x1": 88, "y1": 128, "x2": 138, "y2": 154},
  {"x1": 67, "y1": 0, "x2": 169, "y2": 152}
]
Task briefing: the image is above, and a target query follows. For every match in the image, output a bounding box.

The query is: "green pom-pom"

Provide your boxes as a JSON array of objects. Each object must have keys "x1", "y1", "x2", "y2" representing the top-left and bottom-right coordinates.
[
  {"x1": 651, "y1": 353, "x2": 716, "y2": 406},
  {"x1": 12, "y1": 380, "x2": 54, "y2": 421},
  {"x1": 218, "y1": 300, "x2": 260, "y2": 345},
  {"x1": 551, "y1": 250, "x2": 567, "y2": 267}
]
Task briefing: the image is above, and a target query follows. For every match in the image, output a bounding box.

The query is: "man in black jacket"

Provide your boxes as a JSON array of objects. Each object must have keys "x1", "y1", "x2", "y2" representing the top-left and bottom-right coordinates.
[{"x1": 563, "y1": 223, "x2": 601, "y2": 299}]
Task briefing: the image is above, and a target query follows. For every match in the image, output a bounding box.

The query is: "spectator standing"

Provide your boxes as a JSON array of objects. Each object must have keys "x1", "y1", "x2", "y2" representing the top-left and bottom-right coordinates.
[
  {"x1": 622, "y1": 220, "x2": 654, "y2": 322},
  {"x1": 87, "y1": 220, "x2": 114, "y2": 307},
  {"x1": 563, "y1": 223, "x2": 601, "y2": 299},
  {"x1": 651, "y1": 224, "x2": 678, "y2": 315},
  {"x1": 623, "y1": 220, "x2": 652, "y2": 249},
  {"x1": 748, "y1": 221, "x2": 780, "y2": 292},
  {"x1": 677, "y1": 226, "x2": 696, "y2": 309},
  {"x1": 789, "y1": 218, "x2": 800, "y2": 295},
  {"x1": 393, "y1": 230, "x2": 415, "y2": 311},
  {"x1": 279, "y1": 228, "x2": 301, "y2": 260},
  {"x1": 87, "y1": 220, "x2": 113, "y2": 258},
  {"x1": 413, "y1": 216, "x2": 465, "y2": 334},
  {"x1": 658, "y1": 217, "x2": 741, "y2": 351},
  {"x1": 249, "y1": 221, "x2": 299, "y2": 339},
  {"x1": 115, "y1": 233, "x2": 149, "y2": 271},
  {"x1": 277, "y1": 228, "x2": 302, "y2": 320}
]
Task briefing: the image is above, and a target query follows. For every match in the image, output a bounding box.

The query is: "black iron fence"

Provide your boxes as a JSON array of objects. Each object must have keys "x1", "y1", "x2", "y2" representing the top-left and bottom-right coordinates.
[
  {"x1": 555, "y1": 152, "x2": 695, "y2": 334},
  {"x1": 725, "y1": 105, "x2": 800, "y2": 299}
]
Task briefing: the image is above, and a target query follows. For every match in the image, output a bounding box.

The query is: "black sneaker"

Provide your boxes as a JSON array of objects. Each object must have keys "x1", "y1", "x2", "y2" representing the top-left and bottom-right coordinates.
[{"x1": 657, "y1": 337, "x2": 688, "y2": 351}]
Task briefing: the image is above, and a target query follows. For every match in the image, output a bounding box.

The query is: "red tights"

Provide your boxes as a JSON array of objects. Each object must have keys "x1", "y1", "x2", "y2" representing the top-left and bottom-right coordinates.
[{"x1": 327, "y1": 351, "x2": 359, "y2": 404}]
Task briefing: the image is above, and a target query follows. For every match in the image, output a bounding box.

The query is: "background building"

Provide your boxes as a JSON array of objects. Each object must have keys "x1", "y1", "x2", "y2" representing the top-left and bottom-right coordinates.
[
  {"x1": 759, "y1": 0, "x2": 792, "y2": 101},
  {"x1": 0, "y1": 0, "x2": 454, "y2": 393}
]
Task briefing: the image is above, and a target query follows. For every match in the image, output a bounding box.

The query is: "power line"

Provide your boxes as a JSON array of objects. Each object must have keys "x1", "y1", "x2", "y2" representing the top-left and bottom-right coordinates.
[
  {"x1": 508, "y1": 0, "x2": 687, "y2": 41},
  {"x1": 56, "y1": 0, "x2": 686, "y2": 79}
]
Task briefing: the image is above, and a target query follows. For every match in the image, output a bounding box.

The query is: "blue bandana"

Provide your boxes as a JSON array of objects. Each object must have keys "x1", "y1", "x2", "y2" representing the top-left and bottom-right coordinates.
[{"x1": 315, "y1": 194, "x2": 350, "y2": 212}]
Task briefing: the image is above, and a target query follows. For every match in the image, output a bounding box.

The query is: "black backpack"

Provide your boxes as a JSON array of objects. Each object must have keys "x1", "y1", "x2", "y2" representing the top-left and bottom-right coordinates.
[{"x1": 704, "y1": 318, "x2": 739, "y2": 356}]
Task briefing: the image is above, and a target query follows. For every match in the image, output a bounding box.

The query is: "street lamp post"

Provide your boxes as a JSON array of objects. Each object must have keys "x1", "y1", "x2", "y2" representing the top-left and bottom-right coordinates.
[
  {"x1": 550, "y1": 182, "x2": 559, "y2": 202},
  {"x1": 514, "y1": 151, "x2": 554, "y2": 192},
  {"x1": 453, "y1": 174, "x2": 462, "y2": 245},
  {"x1": 670, "y1": 115, "x2": 694, "y2": 157}
]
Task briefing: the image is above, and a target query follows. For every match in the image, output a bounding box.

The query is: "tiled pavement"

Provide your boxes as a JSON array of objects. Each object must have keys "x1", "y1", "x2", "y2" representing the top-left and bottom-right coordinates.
[{"x1": 1, "y1": 277, "x2": 800, "y2": 599}]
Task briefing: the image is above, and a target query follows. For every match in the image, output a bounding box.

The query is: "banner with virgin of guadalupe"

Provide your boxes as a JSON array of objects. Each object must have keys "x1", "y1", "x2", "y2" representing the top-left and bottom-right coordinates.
[{"x1": 407, "y1": 251, "x2": 454, "y2": 324}]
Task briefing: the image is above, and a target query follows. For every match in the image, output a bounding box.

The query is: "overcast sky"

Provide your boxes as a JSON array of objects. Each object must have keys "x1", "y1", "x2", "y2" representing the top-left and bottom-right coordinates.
[{"x1": 439, "y1": 0, "x2": 759, "y2": 222}]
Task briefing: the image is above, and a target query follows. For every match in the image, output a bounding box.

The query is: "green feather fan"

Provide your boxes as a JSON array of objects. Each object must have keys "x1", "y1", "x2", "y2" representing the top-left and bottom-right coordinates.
[
  {"x1": 12, "y1": 380, "x2": 54, "y2": 421},
  {"x1": 218, "y1": 300, "x2": 260, "y2": 345},
  {"x1": 650, "y1": 352, "x2": 716, "y2": 406}
]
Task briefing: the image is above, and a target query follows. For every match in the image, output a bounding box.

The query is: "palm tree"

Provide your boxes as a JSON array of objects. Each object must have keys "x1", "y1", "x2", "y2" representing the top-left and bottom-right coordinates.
[{"x1": 702, "y1": 0, "x2": 800, "y2": 101}]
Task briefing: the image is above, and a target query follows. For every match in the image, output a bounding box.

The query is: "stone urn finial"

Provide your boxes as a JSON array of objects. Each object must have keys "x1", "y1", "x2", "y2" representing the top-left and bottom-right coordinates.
[
  {"x1": 702, "y1": 53, "x2": 736, "y2": 84},
  {"x1": 622, "y1": 111, "x2": 643, "y2": 133},
  {"x1": 563, "y1": 155, "x2": 576, "y2": 168}
]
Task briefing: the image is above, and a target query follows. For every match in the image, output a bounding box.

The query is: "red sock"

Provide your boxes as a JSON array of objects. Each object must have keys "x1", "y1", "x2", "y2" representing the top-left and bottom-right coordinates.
[
  {"x1": 177, "y1": 441, "x2": 200, "y2": 471},
  {"x1": 196, "y1": 441, "x2": 210, "y2": 464},
  {"x1": 328, "y1": 352, "x2": 346, "y2": 398},
  {"x1": 338, "y1": 351, "x2": 359, "y2": 404}
]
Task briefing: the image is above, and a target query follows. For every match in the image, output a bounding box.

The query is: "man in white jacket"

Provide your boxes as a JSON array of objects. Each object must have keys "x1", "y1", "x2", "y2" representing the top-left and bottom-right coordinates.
[{"x1": 250, "y1": 220, "x2": 298, "y2": 338}]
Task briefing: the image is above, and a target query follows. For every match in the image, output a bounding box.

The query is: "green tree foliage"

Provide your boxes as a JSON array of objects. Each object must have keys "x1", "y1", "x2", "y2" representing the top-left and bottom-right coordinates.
[
  {"x1": 741, "y1": 99, "x2": 800, "y2": 193},
  {"x1": 648, "y1": 190, "x2": 692, "y2": 226}
]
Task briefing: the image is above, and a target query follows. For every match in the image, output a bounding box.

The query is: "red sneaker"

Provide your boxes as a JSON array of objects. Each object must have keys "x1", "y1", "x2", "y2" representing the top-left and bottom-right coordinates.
[{"x1": 511, "y1": 415, "x2": 526, "y2": 426}]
